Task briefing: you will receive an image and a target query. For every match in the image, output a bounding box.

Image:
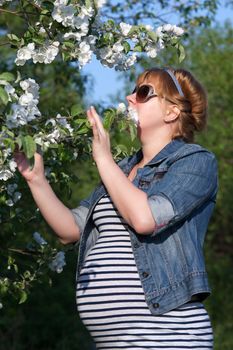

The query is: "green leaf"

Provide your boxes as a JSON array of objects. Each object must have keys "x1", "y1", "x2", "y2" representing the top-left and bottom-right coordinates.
[
  {"x1": 48, "y1": 143, "x2": 59, "y2": 148},
  {"x1": 0, "y1": 86, "x2": 9, "y2": 105},
  {"x1": 147, "y1": 31, "x2": 158, "y2": 41},
  {"x1": 7, "y1": 33, "x2": 20, "y2": 42},
  {"x1": 62, "y1": 51, "x2": 70, "y2": 62},
  {"x1": 128, "y1": 122, "x2": 137, "y2": 141},
  {"x1": 176, "y1": 43, "x2": 186, "y2": 62},
  {"x1": 0, "y1": 72, "x2": 15, "y2": 82},
  {"x1": 22, "y1": 135, "x2": 36, "y2": 160},
  {"x1": 76, "y1": 126, "x2": 89, "y2": 134},
  {"x1": 122, "y1": 41, "x2": 131, "y2": 54},
  {"x1": 106, "y1": 19, "x2": 115, "y2": 28},
  {"x1": 3, "y1": 138, "x2": 15, "y2": 152},
  {"x1": 33, "y1": 37, "x2": 44, "y2": 45},
  {"x1": 103, "y1": 110, "x2": 116, "y2": 131},
  {"x1": 85, "y1": 0, "x2": 92, "y2": 8},
  {"x1": 41, "y1": 0, "x2": 54, "y2": 10},
  {"x1": 133, "y1": 44, "x2": 143, "y2": 52},
  {"x1": 15, "y1": 71, "x2": 22, "y2": 84},
  {"x1": 19, "y1": 290, "x2": 27, "y2": 304},
  {"x1": 63, "y1": 41, "x2": 75, "y2": 49},
  {"x1": 16, "y1": 135, "x2": 23, "y2": 150},
  {"x1": 71, "y1": 104, "x2": 84, "y2": 117}
]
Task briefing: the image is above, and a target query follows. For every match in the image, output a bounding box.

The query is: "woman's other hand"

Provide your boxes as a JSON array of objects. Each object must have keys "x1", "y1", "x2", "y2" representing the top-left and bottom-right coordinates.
[
  {"x1": 87, "y1": 106, "x2": 112, "y2": 163},
  {"x1": 14, "y1": 151, "x2": 45, "y2": 183}
]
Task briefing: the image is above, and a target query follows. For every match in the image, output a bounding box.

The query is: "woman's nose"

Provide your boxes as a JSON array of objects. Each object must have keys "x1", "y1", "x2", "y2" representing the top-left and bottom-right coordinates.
[{"x1": 126, "y1": 93, "x2": 136, "y2": 105}]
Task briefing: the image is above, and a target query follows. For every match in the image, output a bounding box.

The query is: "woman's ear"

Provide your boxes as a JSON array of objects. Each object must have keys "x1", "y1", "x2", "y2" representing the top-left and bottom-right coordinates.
[{"x1": 164, "y1": 105, "x2": 180, "y2": 123}]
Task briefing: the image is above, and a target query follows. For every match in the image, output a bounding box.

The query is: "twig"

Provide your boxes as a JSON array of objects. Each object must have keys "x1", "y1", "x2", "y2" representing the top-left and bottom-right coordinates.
[{"x1": 8, "y1": 248, "x2": 39, "y2": 256}]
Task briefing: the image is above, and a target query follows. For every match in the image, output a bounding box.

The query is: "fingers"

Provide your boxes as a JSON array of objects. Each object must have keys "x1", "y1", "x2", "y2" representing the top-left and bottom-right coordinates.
[
  {"x1": 13, "y1": 150, "x2": 26, "y2": 164},
  {"x1": 87, "y1": 109, "x2": 99, "y2": 139},
  {"x1": 87, "y1": 106, "x2": 105, "y2": 138}
]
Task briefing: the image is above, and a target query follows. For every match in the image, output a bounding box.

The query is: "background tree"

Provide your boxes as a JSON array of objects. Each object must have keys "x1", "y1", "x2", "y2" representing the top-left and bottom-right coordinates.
[{"x1": 0, "y1": 1, "x2": 232, "y2": 349}]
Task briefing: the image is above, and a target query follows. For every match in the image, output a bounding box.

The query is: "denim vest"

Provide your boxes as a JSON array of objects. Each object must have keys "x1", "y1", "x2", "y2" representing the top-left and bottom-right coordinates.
[{"x1": 72, "y1": 139, "x2": 218, "y2": 315}]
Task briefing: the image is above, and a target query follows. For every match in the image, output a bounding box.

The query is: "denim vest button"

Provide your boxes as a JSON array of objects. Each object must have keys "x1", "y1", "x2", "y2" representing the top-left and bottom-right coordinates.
[
  {"x1": 153, "y1": 302, "x2": 159, "y2": 309},
  {"x1": 133, "y1": 242, "x2": 139, "y2": 248},
  {"x1": 142, "y1": 271, "x2": 149, "y2": 278}
]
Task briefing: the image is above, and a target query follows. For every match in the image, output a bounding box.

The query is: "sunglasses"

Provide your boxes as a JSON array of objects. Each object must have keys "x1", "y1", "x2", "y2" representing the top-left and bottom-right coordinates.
[{"x1": 132, "y1": 84, "x2": 158, "y2": 103}]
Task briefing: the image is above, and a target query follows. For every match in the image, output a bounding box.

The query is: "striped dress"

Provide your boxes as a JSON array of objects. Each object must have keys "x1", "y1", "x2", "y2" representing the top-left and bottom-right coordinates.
[{"x1": 76, "y1": 194, "x2": 213, "y2": 350}]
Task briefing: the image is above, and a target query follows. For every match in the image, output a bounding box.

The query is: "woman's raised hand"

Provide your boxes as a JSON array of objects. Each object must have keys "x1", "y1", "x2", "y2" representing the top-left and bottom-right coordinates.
[
  {"x1": 14, "y1": 151, "x2": 45, "y2": 183},
  {"x1": 87, "y1": 106, "x2": 112, "y2": 163}
]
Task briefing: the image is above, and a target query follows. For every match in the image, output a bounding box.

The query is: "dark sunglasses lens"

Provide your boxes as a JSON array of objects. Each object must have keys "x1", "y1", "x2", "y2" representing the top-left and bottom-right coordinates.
[{"x1": 136, "y1": 85, "x2": 151, "y2": 102}]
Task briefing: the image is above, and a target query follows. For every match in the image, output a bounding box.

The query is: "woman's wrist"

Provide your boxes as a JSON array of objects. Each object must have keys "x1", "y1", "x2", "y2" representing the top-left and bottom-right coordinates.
[
  {"x1": 27, "y1": 174, "x2": 48, "y2": 189},
  {"x1": 95, "y1": 154, "x2": 114, "y2": 168}
]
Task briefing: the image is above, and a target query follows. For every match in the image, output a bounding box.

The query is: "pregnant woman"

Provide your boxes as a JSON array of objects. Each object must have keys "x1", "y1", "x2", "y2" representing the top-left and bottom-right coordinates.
[{"x1": 15, "y1": 67, "x2": 218, "y2": 350}]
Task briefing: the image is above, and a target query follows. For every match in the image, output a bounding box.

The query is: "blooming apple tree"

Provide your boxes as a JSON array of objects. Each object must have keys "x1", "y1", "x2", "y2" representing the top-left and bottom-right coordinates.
[{"x1": 0, "y1": 0, "x2": 187, "y2": 306}]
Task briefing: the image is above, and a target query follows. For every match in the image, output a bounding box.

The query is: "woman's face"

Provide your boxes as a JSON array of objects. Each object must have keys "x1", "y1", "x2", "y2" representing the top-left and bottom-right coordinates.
[{"x1": 126, "y1": 78, "x2": 169, "y2": 134}]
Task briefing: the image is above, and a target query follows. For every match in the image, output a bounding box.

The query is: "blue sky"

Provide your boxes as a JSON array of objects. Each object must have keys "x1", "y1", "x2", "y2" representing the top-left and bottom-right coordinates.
[{"x1": 83, "y1": 5, "x2": 233, "y2": 106}]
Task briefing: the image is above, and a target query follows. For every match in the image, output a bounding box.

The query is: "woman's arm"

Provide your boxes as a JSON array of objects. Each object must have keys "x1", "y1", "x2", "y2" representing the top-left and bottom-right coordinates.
[
  {"x1": 87, "y1": 106, "x2": 157, "y2": 234},
  {"x1": 14, "y1": 151, "x2": 80, "y2": 244}
]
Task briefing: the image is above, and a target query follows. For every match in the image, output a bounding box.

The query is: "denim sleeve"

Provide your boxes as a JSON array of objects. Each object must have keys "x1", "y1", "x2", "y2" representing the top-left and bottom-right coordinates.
[{"x1": 147, "y1": 151, "x2": 218, "y2": 235}]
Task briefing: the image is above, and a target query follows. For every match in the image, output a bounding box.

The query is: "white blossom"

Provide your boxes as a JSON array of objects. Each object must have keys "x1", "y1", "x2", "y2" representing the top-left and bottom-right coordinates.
[
  {"x1": 6, "y1": 78, "x2": 41, "y2": 128},
  {"x1": 46, "y1": 128, "x2": 61, "y2": 143},
  {"x1": 15, "y1": 43, "x2": 35, "y2": 66},
  {"x1": 145, "y1": 24, "x2": 153, "y2": 31},
  {"x1": 15, "y1": 42, "x2": 60, "y2": 66},
  {"x1": 33, "y1": 232, "x2": 48, "y2": 246},
  {"x1": 156, "y1": 24, "x2": 184, "y2": 37},
  {"x1": 19, "y1": 93, "x2": 35, "y2": 106},
  {"x1": 56, "y1": 114, "x2": 73, "y2": 134},
  {"x1": 7, "y1": 183, "x2": 17, "y2": 196},
  {"x1": 124, "y1": 53, "x2": 137, "y2": 68},
  {"x1": 127, "y1": 106, "x2": 139, "y2": 125},
  {"x1": 112, "y1": 41, "x2": 124, "y2": 53},
  {"x1": 52, "y1": 1, "x2": 75, "y2": 27},
  {"x1": 172, "y1": 25, "x2": 184, "y2": 36},
  {"x1": 77, "y1": 41, "x2": 92, "y2": 67},
  {"x1": 119, "y1": 22, "x2": 132, "y2": 36},
  {"x1": 49, "y1": 251, "x2": 66, "y2": 273},
  {"x1": 5, "y1": 199, "x2": 14, "y2": 207},
  {"x1": 13, "y1": 192, "x2": 22, "y2": 203},
  {"x1": 4, "y1": 83, "x2": 18, "y2": 102},
  {"x1": 63, "y1": 31, "x2": 82, "y2": 41},
  {"x1": 117, "y1": 103, "x2": 127, "y2": 114},
  {"x1": 95, "y1": 0, "x2": 106, "y2": 8},
  {"x1": 32, "y1": 41, "x2": 60, "y2": 64},
  {"x1": 86, "y1": 35, "x2": 97, "y2": 46},
  {"x1": 9, "y1": 160, "x2": 17, "y2": 172},
  {"x1": 146, "y1": 46, "x2": 157, "y2": 58},
  {"x1": 73, "y1": 17, "x2": 89, "y2": 34},
  {"x1": 2, "y1": 148, "x2": 12, "y2": 159},
  {"x1": 79, "y1": 6, "x2": 94, "y2": 19},
  {"x1": 0, "y1": 168, "x2": 13, "y2": 181},
  {"x1": 20, "y1": 78, "x2": 40, "y2": 99}
]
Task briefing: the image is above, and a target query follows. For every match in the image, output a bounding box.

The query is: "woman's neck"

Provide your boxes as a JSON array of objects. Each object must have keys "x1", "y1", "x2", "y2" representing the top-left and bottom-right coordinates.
[{"x1": 139, "y1": 137, "x2": 172, "y2": 166}]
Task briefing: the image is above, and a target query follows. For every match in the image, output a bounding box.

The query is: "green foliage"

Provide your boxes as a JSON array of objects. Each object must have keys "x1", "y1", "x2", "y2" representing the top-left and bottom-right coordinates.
[
  {"x1": 184, "y1": 23, "x2": 233, "y2": 256},
  {"x1": 0, "y1": 1, "x2": 232, "y2": 349}
]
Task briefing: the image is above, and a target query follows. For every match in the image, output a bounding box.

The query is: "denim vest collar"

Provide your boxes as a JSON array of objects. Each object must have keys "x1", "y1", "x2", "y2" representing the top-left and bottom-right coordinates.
[{"x1": 120, "y1": 138, "x2": 186, "y2": 175}]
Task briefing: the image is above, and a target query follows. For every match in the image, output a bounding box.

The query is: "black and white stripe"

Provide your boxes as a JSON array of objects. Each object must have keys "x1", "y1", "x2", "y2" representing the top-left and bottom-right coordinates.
[{"x1": 77, "y1": 195, "x2": 213, "y2": 350}]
